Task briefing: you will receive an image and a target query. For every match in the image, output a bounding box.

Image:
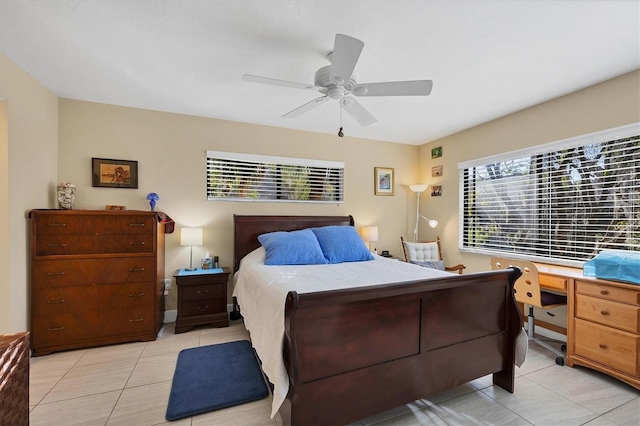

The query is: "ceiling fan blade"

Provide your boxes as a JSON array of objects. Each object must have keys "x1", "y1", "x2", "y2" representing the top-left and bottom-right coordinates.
[
  {"x1": 341, "y1": 97, "x2": 377, "y2": 127},
  {"x1": 329, "y1": 34, "x2": 364, "y2": 86},
  {"x1": 282, "y1": 96, "x2": 329, "y2": 118},
  {"x1": 351, "y1": 80, "x2": 433, "y2": 97},
  {"x1": 243, "y1": 74, "x2": 323, "y2": 91}
]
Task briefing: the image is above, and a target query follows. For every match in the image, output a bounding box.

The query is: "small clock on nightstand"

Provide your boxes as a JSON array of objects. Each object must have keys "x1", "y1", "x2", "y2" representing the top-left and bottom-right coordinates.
[{"x1": 173, "y1": 267, "x2": 230, "y2": 334}]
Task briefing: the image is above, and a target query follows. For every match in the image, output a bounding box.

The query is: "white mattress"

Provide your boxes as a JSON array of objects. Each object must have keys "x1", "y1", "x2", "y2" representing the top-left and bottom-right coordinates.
[{"x1": 232, "y1": 247, "x2": 451, "y2": 418}]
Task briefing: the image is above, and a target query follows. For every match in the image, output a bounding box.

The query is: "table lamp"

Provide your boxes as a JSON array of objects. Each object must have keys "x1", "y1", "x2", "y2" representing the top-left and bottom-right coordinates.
[
  {"x1": 361, "y1": 226, "x2": 379, "y2": 252},
  {"x1": 180, "y1": 227, "x2": 203, "y2": 271}
]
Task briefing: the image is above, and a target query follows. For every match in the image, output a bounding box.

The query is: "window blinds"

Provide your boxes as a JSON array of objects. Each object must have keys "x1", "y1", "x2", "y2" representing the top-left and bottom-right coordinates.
[
  {"x1": 459, "y1": 123, "x2": 640, "y2": 265},
  {"x1": 206, "y1": 151, "x2": 344, "y2": 203}
]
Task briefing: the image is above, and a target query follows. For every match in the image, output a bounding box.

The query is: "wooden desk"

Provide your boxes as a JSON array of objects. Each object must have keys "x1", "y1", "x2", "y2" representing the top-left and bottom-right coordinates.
[{"x1": 532, "y1": 263, "x2": 640, "y2": 390}]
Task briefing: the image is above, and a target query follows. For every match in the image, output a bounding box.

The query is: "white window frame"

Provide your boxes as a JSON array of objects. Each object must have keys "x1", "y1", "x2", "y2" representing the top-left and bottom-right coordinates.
[
  {"x1": 458, "y1": 122, "x2": 640, "y2": 267},
  {"x1": 206, "y1": 151, "x2": 344, "y2": 204}
]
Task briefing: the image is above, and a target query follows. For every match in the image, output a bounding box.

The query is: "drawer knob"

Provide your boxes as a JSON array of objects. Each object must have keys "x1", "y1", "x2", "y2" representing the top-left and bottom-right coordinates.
[
  {"x1": 198, "y1": 305, "x2": 209, "y2": 312},
  {"x1": 197, "y1": 289, "x2": 209, "y2": 295},
  {"x1": 600, "y1": 290, "x2": 609, "y2": 295},
  {"x1": 47, "y1": 326, "x2": 65, "y2": 331},
  {"x1": 46, "y1": 223, "x2": 66, "y2": 227},
  {"x1": 128, "y1": 318, "x2": 144, "y2": 322},
  {"x1": 46, "y1": 299, "x2": 66, "y2": 304},
  {"x1": 128, "y1": 267, "x2": 145, "y2": 272},
  {"x1": 46, "y1": 271, "x2": 66, "y2": 276},
  {"x1": 129, "y1": 223, "x2": 146, "y2": 227},
  {"x1": 129, "y1": 242, "x2": 146, "y2": 245},
  {"x1": 600, "y1": 310, "x2": 609, "y2": 316},
  {"x1": 46, "y1": 243, "x2": 67, "y2": 247},
  {"x1": 599, "y1": 344, "x2": 607, "y2": 349},
  {"x1": 128, "y1": 293, "x2": 145, "y2": 297}
]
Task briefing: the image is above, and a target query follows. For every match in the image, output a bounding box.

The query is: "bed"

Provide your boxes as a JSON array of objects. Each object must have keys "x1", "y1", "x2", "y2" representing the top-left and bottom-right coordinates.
[{"x1": 232, "y1": 215, "x2": 522, "y2": 426}]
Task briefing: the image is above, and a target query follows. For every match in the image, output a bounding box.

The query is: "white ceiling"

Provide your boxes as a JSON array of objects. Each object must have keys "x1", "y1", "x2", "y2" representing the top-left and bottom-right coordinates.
[{"x1": 1, "y1": 1, "x2": 638, "y2": 145}]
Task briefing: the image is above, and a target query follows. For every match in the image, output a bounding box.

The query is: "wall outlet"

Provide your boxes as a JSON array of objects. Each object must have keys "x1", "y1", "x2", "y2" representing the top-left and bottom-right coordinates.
[{"x1": 162, "y1": 279, "x2": 171, "y2": 291}]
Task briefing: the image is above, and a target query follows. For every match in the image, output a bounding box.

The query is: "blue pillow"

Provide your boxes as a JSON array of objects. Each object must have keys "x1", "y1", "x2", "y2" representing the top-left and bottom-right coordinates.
[
  {"x1": 257, "y1": 228, "x2": 328, "y2": 265},
  {"x1": 311, "y1": 226, "x2": 375, "y2": 264}
]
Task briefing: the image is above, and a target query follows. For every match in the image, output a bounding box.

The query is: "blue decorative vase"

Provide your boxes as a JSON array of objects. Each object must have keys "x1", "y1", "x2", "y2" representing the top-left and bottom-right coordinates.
[{"x1": 146, "y1": 193, "x2": 159, "y2": 211}]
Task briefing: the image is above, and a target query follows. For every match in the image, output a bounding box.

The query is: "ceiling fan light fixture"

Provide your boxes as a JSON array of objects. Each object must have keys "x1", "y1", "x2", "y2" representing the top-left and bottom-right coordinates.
[
  {"x1": 341, "y1": 98, "x2": 354, "y2": 107},
  {"x1": 353, "y1": 86, "x2": 368, "y2": 96}
]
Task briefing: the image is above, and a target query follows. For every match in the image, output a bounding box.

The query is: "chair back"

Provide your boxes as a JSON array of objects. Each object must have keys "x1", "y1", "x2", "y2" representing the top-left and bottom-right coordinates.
[
  {"x1": 491, "y1": 257, "x2": 543, "y2": 308},
  {"x1": 400, "y1": 236, "x2": 443, "y2": 262}
]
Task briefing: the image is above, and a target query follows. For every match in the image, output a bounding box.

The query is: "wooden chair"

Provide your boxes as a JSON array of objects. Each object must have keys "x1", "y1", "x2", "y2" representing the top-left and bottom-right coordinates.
[
  {"x1": 491, "y1": 257, "x2": 567, "y2": 365},
  {"x1": 400, "y1": 236, "x2": 465, "y2": 274}
]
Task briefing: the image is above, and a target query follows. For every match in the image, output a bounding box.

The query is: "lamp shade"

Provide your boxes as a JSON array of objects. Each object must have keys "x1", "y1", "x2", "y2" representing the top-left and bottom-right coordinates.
[
  {"x1": 361, "y1": 226, "x2": 379, "y2": 242},
  {"x1": 180, "y1": 227, "x2": 203, "y2": 246},
  {"x1": 409, "y1": 184, "x2": 428, "y2": 193}
]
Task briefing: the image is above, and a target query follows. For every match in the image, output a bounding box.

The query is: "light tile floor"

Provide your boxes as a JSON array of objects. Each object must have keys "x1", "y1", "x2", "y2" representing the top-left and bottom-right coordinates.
[{"x1": 29, "y1": 321, "x2": 639, "y2": 425}]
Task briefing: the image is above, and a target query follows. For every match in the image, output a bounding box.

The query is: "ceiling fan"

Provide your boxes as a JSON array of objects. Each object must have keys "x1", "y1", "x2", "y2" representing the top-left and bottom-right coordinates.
[{"x1": 242, "y1": 34, "x2": 433, "y2": 127}]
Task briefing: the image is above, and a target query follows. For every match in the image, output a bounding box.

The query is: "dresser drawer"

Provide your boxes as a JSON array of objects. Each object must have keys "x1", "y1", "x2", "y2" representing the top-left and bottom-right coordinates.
[
  {"x1": 574, "y1": 319, "x2": 639, "y2": 376},
  {"x1": 31, "y1": 312, "x2": 96, "y2": 347},
  {"x1": 35, "y1": 234, "x2": 155, "y2": 256},
  {"x1": 181, "y1": 300, "x2": 225, "y2": 317},
  {"x1": 576, "y1": 280, "x2": 640, "y2": 305},
  {"x1": 98, "y1": 282, "x2": 155, "y2": 309},
  {"x1": 181, "y1": 284, "x2": 224, "y2": 302},
  {"x1": 539, "y1": 274, "x2": 568, "y2": 291},
  {"x1": 576, "y1": 294, "x2": 640, "y2": 333},
  {"x1": 32, "y1": 286, "x2": 97, "y2": 315},
  {"x1": 101, "y1": 307, "x2": 155, "y2": 336},
  {"x1": 34, "y1": 214, "x2": 155, "y2": 235},
  {"x1": 33, "y1": 257, "x2": 155, "y2": 288}
]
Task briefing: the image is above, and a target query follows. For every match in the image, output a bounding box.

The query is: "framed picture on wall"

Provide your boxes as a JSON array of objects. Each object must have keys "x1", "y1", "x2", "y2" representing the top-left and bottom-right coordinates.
[
  {"x1": 92, "y1": 158, "x2": 139, "y2": 189},
  {"x1": 431, "y1": 185, "x2": 442, "y2": 196},
  {"x1": 432, "y1": 166, "x2": 443, "y2": 177},
  {"x1": 431, "y1": 146, "x2": 443, "y2": 158},
  {"x1": 374, "y1": 167, "x2": 395, "y2": 196}
]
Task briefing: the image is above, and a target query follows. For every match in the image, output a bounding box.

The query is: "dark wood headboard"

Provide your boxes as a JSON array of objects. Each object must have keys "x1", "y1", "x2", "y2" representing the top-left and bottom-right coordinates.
[{"x1": 233, "y1": 215, "x2": 354, "y2": 272}]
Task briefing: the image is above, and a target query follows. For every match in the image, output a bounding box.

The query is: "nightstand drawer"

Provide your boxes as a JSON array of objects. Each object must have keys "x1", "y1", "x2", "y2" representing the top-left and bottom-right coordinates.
[
  {"x1": 181, "y1": 284, "x2": 224, "y2": 302},
  {"x1": 181, "y1": 300, "x2": 225, "y2": 317}
]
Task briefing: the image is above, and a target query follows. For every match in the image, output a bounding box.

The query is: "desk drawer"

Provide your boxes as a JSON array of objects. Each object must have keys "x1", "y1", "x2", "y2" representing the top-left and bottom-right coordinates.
[
  {"x1": 539, "y1": 274, "x2": 567, "y2": 291},
  {"x1": 574, "y1": 319, "x2": 639, "y2": 376},
  {"x1": 576, "y1": 281, "x2": 640, "y2": 305},
  {"x1": 576, "y1": 294, "x2": 640, "y2": 333}
]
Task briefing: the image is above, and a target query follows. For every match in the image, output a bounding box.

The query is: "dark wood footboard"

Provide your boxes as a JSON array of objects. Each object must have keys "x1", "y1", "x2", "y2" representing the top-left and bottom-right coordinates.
[{"x1": 281, "y1": 268, "x2": 522, "y2": 426}]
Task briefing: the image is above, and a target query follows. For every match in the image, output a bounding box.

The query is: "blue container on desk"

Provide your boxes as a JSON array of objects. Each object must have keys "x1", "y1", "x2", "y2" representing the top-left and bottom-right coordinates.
[{"x1": 583, "y1": 249, "x2": 640, "y2": 285}]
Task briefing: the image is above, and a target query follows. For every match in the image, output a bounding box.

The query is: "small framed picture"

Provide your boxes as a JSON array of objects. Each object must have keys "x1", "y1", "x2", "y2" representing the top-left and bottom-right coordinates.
[
  {"x1": 374, "y1": 167, "x2": 395, "y2": 196},
  {"x1": 432, "y1": 166, "x2": 443, "y2": 177},
  {"x1": 431, "y1": 146, "x2": 442, "y2": 159},
  {"x1": 431, "y1": 185, "x2": 442, "y2": 196},
  {"x1": 92, "y1": 158, "x2": 138, "y2": 189}
]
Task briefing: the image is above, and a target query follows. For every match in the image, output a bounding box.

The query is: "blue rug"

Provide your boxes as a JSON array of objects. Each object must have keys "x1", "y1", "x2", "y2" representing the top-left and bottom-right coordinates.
[{"x1": 166, "y1": 340, "x2": 269, "y2": 421}]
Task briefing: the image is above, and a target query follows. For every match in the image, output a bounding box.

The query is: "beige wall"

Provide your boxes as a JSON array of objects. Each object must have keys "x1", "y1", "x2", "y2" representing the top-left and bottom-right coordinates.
[
  {"x1": 0, "y1": 52, "x2": 58, "y2": 333},
  {"x1": 417, "y1": 70, "x2": 640, "y2": 274},
  {"x1": 58, "y1": 99, "x2": 420, "y2": 310}
]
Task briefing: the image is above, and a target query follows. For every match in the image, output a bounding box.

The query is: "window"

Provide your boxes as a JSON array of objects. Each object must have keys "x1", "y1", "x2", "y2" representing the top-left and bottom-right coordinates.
[
  {"x1": 206, "y1": 151, "x2": 344, "y2": 203},
  {"x1": 459, "y1": 123, "x2": 640, "y2": 265}
]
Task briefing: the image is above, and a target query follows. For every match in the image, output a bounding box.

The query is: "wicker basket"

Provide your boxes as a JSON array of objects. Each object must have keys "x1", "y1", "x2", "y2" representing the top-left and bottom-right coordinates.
[{"x1": 0, "y1": 332, "x2": 30, "y2": 425}]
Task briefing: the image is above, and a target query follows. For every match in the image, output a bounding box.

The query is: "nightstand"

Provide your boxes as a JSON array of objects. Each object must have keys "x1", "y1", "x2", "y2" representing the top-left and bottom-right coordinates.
[{"x1": 173, "y1": 268, "x2": 230, "y2": 333}]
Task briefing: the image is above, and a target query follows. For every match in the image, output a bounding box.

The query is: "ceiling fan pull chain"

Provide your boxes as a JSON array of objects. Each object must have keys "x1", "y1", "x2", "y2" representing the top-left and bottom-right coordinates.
[{"x1": 338, "y1": 102, "x2": 344, "y2": 137}]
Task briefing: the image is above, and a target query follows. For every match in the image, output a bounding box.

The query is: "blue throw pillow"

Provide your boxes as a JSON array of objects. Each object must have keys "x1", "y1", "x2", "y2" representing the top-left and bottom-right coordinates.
[
  {"x1": 257, "y1": 228, "x2": 328, "y2": 265},
  {"x1": 311, "y1": 226, "x2": 375, "y2": 264}
]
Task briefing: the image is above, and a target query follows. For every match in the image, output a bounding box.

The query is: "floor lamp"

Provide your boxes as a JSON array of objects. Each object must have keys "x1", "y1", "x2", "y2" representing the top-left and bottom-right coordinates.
[{"x1": 409, "y1": 184, "x2": 437, "y2": 241}]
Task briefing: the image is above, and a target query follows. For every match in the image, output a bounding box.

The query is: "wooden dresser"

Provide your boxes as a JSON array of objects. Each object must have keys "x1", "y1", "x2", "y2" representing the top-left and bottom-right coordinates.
[
  {"x1": 568, "y1": 277, "x2": 640, "y2": 390},
  {"x1": 29, "y1": 210, "x2": 165, "y2": 356}
]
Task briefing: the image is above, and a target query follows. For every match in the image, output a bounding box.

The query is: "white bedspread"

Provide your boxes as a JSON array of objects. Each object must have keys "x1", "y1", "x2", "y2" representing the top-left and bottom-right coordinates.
[{"x1": 233, "y1": 248, "x2": 451, "y2": 418}]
